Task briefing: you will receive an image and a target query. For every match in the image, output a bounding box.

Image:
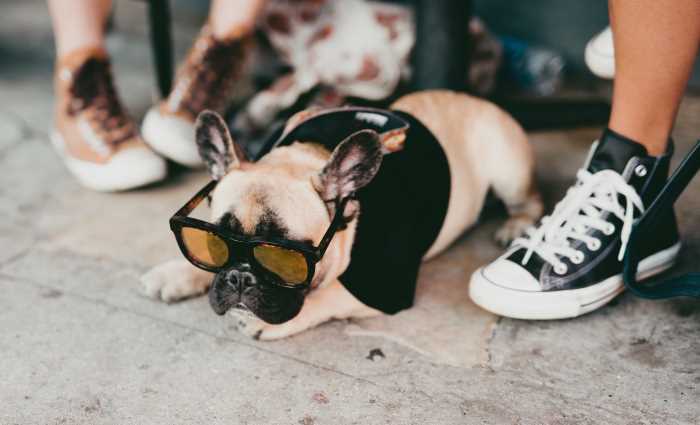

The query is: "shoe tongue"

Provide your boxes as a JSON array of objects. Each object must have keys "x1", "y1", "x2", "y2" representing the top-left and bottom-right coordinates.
[{"x1": 587, "y1": 128, "x2": 648, "y2": 174}]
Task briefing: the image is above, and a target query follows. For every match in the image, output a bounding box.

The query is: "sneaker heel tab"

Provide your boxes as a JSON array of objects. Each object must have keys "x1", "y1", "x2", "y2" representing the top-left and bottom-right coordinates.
[
  {"x1": 589, "y1": 128, "x2": 648, "y2": 174},
  {"x1": 601, "y1": 128, "x2": 649, "y2": 156}
]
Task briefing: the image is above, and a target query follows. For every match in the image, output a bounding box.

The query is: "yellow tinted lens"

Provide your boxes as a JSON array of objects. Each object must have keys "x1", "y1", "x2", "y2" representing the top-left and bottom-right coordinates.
[
  {"x1": 181, "y1": 227, "x2": 229, "y2": 267},
  {"x1": 253, "y1": 244, "x2": 308, "y2": 284}
]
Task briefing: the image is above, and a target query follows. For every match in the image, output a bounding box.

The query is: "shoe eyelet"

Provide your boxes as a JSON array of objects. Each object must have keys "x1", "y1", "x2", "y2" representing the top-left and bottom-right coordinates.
[
  {"x1": 634, "y1": 164, "x2": 648, "y2": 177},
  {"x1": 604, "y1": 224, "x2": 615, "y2": 235},
  {"x1": 587, "y1": 239, "x2": 601, "y2": 251},
  {"x1": 554, "y1": 263, "x2": 568, "y2": 275},
  {"x1": 571, "y1": 251, "x2": 585, "y2": 264}
]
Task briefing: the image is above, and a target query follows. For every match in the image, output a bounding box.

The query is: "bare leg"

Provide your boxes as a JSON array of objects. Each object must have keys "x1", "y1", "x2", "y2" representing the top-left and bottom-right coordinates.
[
  {"x1": 48, "y1": 0, "x2": 112, "y2": 57},
  {"x1": 209, "y1": 0, "x2": 266, "y2": 39},
  {"x1": 608, "y1": 0, "x2": 700, "y2": 155}
]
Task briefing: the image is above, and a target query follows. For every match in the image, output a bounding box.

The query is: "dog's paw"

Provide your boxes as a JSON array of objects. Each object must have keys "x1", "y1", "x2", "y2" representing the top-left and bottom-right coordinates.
[
  {"x1": 226, "y1": 309, "x2": 267, "y2": 338},
  {"x1": 223, "y1": 308, "x2": 299, "y2": 340},
  {"x1": 254, "y1": 319, "x2": 311, "y2": 341},
  {"x1": 254, "y1": 281, "x2": 383, "y2": 341},
  {"x1": 495, "y1": 216, "x2": 533, "y2": 246},
  {"x1": 140, "y1": 259, "x2": 212, "y2": 303}
]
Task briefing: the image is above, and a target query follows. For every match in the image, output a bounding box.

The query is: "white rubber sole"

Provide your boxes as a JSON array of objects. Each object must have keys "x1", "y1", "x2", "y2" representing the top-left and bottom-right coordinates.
[
  {"x1": 50, "y1": 130, "x2": 167, "y2": 192},
  {"x1": 469, "y1": 242, "x2": 682, "y2": 320},
  {"x1": 585, "y1": 46, "x2": 615, "y2": 80},
  {"x1": 585, "y1": 28, "x2": 615, "y2": 79},
  {"x1": 141, "y1": 108, "x2": 203, "y2": 168}
]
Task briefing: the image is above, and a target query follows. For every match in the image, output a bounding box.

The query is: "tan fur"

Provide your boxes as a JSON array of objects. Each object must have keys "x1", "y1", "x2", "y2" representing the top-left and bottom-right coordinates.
[
  {"x1": 391, "y1": 90, "x2": 542, "y2": 255},
  {"x1": 141, "y1": 90, "x2": 543, "y2": 340}
]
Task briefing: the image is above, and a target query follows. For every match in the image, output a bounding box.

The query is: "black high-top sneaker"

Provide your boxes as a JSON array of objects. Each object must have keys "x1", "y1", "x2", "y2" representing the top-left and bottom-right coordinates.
[{"x1": 469, "y1": 129, "x2": 682, "y2": 319}]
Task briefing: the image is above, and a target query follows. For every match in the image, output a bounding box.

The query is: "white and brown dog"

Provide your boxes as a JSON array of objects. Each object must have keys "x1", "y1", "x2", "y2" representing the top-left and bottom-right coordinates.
[
  {"x1": 141, "y1": 90, "x2": 542, "y2": 340},
  {"x1": 235, "y1": 0, "x2": 414, "y2": 134}
]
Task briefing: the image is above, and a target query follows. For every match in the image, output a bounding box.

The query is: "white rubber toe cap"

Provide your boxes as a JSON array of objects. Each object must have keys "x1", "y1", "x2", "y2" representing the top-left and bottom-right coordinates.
[
  {"x1": 470, "y1": 242, "x2": 682, "y2": 320},
  {"x1": 585, "y1": 27, "x2": 615, "y2": 79},
  {"x1": 141, "y1": 107, "x2": 203, "y2": 168},
  {"x1": 52, "y1": 131, "x2": 167, "y2": 192},
  {"x1": 480, "y1": 258, "x2": 541, "y2": 292}
]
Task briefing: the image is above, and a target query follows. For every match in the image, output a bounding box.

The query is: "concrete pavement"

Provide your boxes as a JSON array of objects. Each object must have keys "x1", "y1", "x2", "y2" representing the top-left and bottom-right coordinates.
[{"x1": 1, "y1": 1, "x2": 699, "y2": 424}]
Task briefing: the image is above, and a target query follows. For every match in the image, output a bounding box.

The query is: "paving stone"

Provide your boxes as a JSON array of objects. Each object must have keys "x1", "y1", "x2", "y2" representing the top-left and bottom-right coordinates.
[
  {"x1": 345, "y1": 221, "x2": 502, "y2": 369},
  {"x1": 0, "y1": 277, "x2": 469, "y2": 425},
  {"x1": 3, "y1": 1, "x2": 700, "y2": 423},
  {"x1": 489, "y1": 295, "x2": 700, "y2": 424},
  {"x1": 0, "y1": 111, "x2": 25, "y2": 152}
]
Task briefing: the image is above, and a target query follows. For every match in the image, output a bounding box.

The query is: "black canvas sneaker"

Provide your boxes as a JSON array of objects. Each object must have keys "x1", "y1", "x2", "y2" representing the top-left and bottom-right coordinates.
[{"x1": 469, "y1": 129, "x2": 682, "y2": 319}]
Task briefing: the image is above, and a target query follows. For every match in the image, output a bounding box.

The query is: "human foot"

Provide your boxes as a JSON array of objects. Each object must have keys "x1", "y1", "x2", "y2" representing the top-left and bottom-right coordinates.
[
  {"x1": 141, "y1": 26, "x2": 251, "y2": 167},
  {"x1": 470, "y1": 129, "x2": 681, "y2": 319},
  {"x1": 52, "y1": 47, "x2": 166, "y2": 191}
]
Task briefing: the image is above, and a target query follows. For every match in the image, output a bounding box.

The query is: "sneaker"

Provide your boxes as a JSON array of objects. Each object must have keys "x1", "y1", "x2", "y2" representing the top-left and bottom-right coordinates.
[
  {"x1": 585, "y1": 27, "x2": 615, "y2": 79},
  {"x1": 51, "y1": 47, "x2": 167, "y2": 192},
  {"x1": 469, "y1": 129, "x2": 681, "y2": 319},
  {"x1": 141, "y1": 26, "x2": 251, "y2": 167}
]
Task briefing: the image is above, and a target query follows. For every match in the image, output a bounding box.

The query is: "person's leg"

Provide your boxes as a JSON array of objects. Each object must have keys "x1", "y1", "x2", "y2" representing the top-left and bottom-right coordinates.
[
  {"x1": 48, "y1": 0, "x2": 112, "y2": 57},
  {"x1": 141, "y1": 0, "x2": 266, "y2": 167},
  {"x1": 470, "y1": 0, "x2": 699, "y2": 319},
  {"x1": 209, "y1": 0, "x2": 266, "y2": 40},
  {"x1": 608, "y1": 0, "x2": 700, "y2": 155}
]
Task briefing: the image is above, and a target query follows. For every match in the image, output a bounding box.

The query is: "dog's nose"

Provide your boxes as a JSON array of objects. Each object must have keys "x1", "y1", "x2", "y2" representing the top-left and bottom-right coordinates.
[{"x1": 225, "y1": 267, "x2": 256, "y2": 290}]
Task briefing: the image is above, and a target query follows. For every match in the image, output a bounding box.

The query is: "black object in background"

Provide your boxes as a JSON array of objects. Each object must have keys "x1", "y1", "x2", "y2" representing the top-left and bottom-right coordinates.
[
  {"x1": 146, "y1": 0, "x2": 174, "y2": 98},
  {"x1": 411, "y1": 0, "x2": 471, "y2": 91},
  {"x1": 495, "y1": 98, "x2": 611, "y2": 131},
  {"x1": 624, "y1": 141, "x2": 700, "y2": 298}
]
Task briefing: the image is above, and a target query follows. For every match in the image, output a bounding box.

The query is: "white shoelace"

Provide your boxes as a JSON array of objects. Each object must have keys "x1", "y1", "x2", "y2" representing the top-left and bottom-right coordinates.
[{"x1": 514, "y1": 168, "x2": 645, "y2": 275}]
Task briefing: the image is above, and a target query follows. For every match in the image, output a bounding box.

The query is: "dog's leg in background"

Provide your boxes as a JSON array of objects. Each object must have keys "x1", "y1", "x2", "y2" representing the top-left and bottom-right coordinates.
[
  {"x1": 493, "y1": 178, "x2": 543, "y2": 246},
  {"x1": 234, "y1": 72, "x2": 317, "y2": 135},
  {"x1": 487, "y1": 122, "x2": 544, "y2": 246},
  {"x1": 140, "y1": 259, "x2": 213, "y2": 303}
]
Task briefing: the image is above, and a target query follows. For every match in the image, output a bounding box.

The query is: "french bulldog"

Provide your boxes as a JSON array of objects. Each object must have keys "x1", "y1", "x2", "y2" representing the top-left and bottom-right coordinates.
[{"x1": 141, "y1": 90, "x2": 543, "y2": 340}]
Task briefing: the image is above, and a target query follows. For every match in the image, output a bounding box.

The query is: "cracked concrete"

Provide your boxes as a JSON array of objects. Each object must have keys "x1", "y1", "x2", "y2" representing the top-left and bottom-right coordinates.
[{"x1": 1, "y1": 1, "x2": 700, "y2": 423}]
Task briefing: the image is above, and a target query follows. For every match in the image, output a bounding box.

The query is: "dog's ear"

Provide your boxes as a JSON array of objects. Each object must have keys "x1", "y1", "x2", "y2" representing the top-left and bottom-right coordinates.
[
  {"x1": 195, "y1": 110, "x2": 247, "y2": 180},
  {"x1": 313, "y1": 130, "x2": 383, "y2": 201}
]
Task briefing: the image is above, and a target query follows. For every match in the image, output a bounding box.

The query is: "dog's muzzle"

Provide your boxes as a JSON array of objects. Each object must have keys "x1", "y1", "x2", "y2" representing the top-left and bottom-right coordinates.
[
  {"x1": 208, "y1": 264, "x2": 256, "y2": 315},
  {"x1": 208, "y1": 263, "x2": 306, "y2": 324}
]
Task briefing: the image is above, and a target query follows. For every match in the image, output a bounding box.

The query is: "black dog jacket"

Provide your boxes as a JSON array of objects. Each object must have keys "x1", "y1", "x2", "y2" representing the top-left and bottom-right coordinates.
[{"x1": 261, "y1": 107, "x2": 451, "y2": 314}]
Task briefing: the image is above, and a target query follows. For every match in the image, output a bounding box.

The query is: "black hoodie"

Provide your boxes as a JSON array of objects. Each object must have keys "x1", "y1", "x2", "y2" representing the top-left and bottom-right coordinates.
[{"x1": 261, "y1": 107, "x2": 451, "y2": 314}]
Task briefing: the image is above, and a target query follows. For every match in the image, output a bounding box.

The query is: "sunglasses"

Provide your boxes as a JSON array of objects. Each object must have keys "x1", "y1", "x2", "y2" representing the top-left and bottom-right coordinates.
[{"x1": 170, "y1": 180, "x2": 352, "y2": 289}]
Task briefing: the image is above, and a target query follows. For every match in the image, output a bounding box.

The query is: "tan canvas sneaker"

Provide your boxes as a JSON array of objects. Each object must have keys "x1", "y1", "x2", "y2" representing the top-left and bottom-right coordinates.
[
  {"x1": 142, "y1": 25, "x2": 252, "y2": 167},
  {"x1": 51, "y1": 47, "x2": 166, "y2": 191}
]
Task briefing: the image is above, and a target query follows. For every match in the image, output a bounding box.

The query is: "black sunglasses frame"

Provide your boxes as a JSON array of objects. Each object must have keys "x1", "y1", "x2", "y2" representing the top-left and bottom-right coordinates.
[{"x1": 169, "y1": 180, "x2": 353, "y2": 289}]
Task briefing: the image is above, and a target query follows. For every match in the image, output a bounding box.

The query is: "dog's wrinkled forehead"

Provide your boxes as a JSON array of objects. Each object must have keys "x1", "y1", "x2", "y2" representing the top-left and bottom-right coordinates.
[
  {"x1": 217, "y1": 186, "x2": 289, "y2": 239},
  {"x1": 210, "y1": 171, "x2": 329, "y2": 242}
]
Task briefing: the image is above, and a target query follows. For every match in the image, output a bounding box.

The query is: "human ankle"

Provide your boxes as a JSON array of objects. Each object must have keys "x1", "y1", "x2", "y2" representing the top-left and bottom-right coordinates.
[
  {"x1": 210, "y1": 21, "x2": 253, "y2": 42},
  {"x1": 56, "y1": 45, "x2": 108, "y2": 71}
]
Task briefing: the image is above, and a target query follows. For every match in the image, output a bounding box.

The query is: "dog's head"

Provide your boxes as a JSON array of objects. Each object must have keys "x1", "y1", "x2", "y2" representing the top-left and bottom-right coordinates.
[{"x1": 195, "y1": 111, "x2": 382, "y2": 324}]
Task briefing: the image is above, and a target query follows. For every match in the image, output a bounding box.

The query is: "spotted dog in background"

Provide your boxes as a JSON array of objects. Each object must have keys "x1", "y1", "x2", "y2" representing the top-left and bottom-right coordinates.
[{"x1": 234, "y1": 0, "x2": 414, "y2": 135}]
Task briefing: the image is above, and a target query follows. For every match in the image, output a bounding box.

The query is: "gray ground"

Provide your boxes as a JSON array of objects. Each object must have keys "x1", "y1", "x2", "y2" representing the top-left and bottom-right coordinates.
[{"x1": 1, "y1": 2, "x2": 699, "y2": 424}]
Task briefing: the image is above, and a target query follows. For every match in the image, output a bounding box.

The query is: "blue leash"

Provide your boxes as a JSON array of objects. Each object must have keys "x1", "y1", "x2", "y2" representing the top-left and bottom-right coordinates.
[{"x1": 623, "y1": 140, "x2": 700, "y2": 298}]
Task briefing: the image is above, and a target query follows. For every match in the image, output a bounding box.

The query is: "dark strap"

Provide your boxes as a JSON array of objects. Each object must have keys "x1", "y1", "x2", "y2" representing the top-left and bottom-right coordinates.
[
  {"x1": 254, "y1": 107, "x2": 410, "y2": 160},
  {"x1": 623, "y1": 140, "x2": 700, "y2": 298}
]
